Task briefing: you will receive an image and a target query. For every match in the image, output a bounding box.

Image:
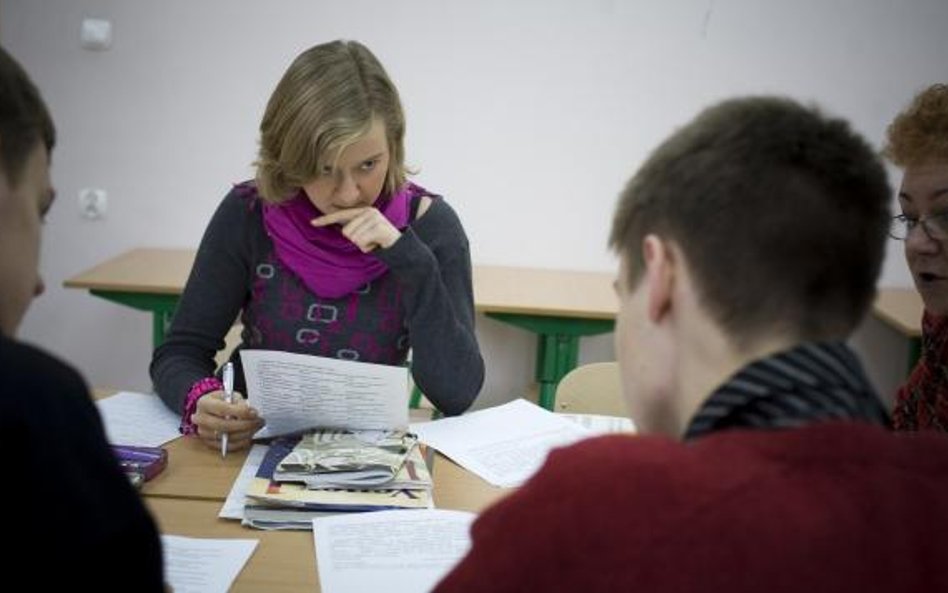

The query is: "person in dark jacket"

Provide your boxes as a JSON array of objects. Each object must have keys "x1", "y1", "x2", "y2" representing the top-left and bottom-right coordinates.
[{"x1": 0, "y1": 45, "x2": 164, "y2": 590}]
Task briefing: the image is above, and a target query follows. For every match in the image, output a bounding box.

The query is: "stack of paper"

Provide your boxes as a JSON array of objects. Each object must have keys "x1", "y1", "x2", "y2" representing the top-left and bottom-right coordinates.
[
  {"x1": 274, "y1": 429, "x2": 419, "y2": 488},
  {"x1": 410, "y1": 398, "x2": 595, "y2": 488},
  {"x1": 162, "y1": 535, "x2": 258, "y2": 593},
  {"x1": 95, "y1": 391, "x2": 181, "y2": 447},
  {"x1": 242, "y1": 434, "x2": 432, "y2": 530},
  {"x1": 226, "y1": 350, "x2": 428, "y2": 529},
  {"x1": 313, "y1": 509, "x2": 475, "y2": 593}
]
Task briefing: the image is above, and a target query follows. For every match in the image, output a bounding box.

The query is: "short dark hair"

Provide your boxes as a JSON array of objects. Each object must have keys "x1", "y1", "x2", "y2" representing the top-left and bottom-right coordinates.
[
  {"x1": 609, "y1": 97, "x2": 891, "y2": 344},
  {"x1": 0, "y1": 46, "x2": 55, "y2": 187}
]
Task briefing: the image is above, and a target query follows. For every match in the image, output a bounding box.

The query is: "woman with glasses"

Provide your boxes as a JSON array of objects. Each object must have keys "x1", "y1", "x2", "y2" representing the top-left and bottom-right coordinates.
[{"x1": 885, "y1": 83, "x2": 948, "y2": 431}]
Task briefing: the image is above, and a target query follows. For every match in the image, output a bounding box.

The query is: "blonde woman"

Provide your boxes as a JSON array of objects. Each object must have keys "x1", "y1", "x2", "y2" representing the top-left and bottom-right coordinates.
[{"x1": 151, "y1": 41, "x2": 484, "y2": 450}]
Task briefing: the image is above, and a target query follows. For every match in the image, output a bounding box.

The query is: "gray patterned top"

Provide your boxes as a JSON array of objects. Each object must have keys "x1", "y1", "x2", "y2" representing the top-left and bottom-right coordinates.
[{"x1": 150, "y1": 181, "x2": 484, "y2": 417}]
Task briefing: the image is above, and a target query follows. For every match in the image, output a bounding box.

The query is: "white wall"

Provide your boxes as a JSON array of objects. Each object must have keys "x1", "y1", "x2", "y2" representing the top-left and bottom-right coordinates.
[{"x1": 3, "y1": 0, "x2": 946, "y2": 408}]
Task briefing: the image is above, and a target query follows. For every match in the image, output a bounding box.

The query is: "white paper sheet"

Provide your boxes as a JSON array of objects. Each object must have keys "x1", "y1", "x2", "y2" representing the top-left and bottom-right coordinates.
[
  {"x1": 559, "y1": 413, "x2": 636, "y2": 434},
  {"x1": 241, "y1": 349, "x2": 409, "y2": 437},
  {"x1": 218, "y1": 444, "x2": 269, "y2": 520},
  {"x1": 410, "y1": 399, "x2": 592, "y2": 487},
  {"x1": 161, "y1": 535, "x2": 258, "y2": 593},
  {"x1": 95, "y1": 391, "x2": 181, "y2": 447},
  {"x1": 313, "y1": 509, "x2": 475, "y2": 593}
]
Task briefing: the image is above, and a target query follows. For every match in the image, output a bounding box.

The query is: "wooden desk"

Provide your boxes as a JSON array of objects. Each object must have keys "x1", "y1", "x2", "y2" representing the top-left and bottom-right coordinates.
[
  {"x1": 141, "y1": 435, "x2": 248, "y2": 500},
  {"x1": 147, "y1": 461, "x2": 506, "y2": 593},
  {"x1": 872, "y1": 287, "x2": 924, "y2": 369},
  {"x1": 472, "y1": 265, "x2": 616, "y2": 408},
  {"x1": 146, "y1": 497, "x2": 319, "y2": 592},
  {"x1": 64, "y1": 248, "x2": 192, "y2": 350},
  {"x1": 92, "y1": 389, "x2": 509, "y2": 591},
  {"x1": 144, "y1": 456, "x2": 506, "y2": 593},
  {"x1": 873, "y1": 288, "x2": 923, "y2": 337},
  {"x1": 67, "y1": 248, "x2": 617, "y2": 409},
  {"x1": 129, "y1": 421, "x2": 504, "y2": 590},
  {"x1": 67, "y1": 249, "x2": 933, "y2": 405},
  {"x1": 144, "y1": 433, "x2": 508, "y2": 508},
  {"x1": 91, "y1": 390, "x2": 507, "y2": 507}
]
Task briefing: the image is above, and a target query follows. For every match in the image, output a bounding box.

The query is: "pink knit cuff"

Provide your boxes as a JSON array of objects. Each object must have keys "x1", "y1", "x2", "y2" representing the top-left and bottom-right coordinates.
[{"x1": 180, "y1": 377, "x2": 222, "y2": 436}]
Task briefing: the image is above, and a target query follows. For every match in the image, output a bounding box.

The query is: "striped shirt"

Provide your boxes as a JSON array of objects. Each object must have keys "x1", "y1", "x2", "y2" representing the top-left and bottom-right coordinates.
[{"x1": 684, "y1": 341, "x2": 890, "y2": 440}]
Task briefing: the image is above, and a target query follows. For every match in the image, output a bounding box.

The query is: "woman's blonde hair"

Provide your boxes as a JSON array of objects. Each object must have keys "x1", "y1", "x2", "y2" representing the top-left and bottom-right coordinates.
[
  {"x1": 255, "y1": 40, "x2": 408, "y2": 203},
  {"x1": 884, "y1": 83, "x2": 948, "y2": 168}
]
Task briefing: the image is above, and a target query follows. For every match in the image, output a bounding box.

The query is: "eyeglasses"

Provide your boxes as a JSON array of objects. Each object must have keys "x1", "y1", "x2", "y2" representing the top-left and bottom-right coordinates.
[{"x1": 889, "y1": 213, "x2": 948, "y2": 241}]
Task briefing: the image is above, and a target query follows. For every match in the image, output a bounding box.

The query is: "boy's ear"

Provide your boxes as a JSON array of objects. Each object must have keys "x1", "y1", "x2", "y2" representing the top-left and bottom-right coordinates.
[{"x1": 642, "y1": 235, "x2": 674, "y2": 323}]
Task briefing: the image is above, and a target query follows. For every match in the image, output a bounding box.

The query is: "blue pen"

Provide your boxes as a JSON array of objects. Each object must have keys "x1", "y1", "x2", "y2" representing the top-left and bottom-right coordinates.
[{"x1": 221, "y1": 361, "x2": 234, "y2": 458}]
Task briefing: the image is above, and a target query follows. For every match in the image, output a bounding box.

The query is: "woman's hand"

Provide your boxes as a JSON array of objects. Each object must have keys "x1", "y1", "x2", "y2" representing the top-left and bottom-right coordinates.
[
  {"x1": 191, "y1": 390, "x2": 264, "y2": 452},
  {"x1": 311, "y1": 207, "x2": 401, "y2": 252}
]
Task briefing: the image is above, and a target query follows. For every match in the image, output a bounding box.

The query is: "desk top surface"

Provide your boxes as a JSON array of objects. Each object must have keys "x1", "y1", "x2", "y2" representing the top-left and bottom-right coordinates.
[
  {"x1": 147, "y1": 496, "x2": 320, "y2": 593},
  {"x1": 64, "y1": 247, "x2": 194, "y2": 295},
  {"x1": 145, "y1": 453, "x2": 506, "y2": 593},
  {"x1": 64, "y1": 247, "x2": 618, "y2": 319},
  {"x1": 66, "y1": 248, "x2": 925, "y2": 330},
  {"x1": 872, "y1": 287, "x2": 924, "y2": 337},
  {"x1": 102, "y1": 390, "x2": 511, "y2": 593},
  {"x1": 143, "y1": 432, "x2": 510, "y2": 512},
  {"x1": 96, "y1": 384, "x2": 511, "y2": 592}
]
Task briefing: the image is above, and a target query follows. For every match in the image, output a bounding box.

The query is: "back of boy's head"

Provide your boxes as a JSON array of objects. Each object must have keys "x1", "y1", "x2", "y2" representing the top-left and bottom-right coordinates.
[
  {"x1": 0, "y1": 46, "x2": 55, "y2": 188},
  {"x1": 609, "y1": 96, "x2": 891, "y2": 345}
]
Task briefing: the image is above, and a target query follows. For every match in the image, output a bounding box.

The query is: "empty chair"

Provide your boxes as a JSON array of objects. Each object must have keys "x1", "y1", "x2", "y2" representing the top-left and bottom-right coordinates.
[{"x1": 554, "y1": 362, "x2": 627, "y2": 417}]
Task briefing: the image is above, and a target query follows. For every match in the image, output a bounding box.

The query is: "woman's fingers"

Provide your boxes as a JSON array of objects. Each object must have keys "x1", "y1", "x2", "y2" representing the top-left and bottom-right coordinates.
[
  {"x1": 193, "y1": 390, "x2": 262, "y2": 450},
  {"x1": 311, "y1": 207, "x2": 400, "y2": 251}
]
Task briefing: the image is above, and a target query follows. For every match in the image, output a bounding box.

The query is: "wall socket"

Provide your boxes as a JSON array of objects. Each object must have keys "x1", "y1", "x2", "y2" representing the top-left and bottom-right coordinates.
[
  {"x1": 78, "y1": 188, "x2": 107, "y2": 220},
  {"x1": 80, "y1": 18, "x2": 112, "y2": 51}
]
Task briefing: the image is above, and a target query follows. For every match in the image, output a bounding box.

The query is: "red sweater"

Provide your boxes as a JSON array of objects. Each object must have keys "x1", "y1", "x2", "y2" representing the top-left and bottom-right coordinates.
[
  {"x1": 894, "y1": 312, "x2": 948, "y2": 431},
  {"x1": 436, "y1": 422, "x2": 948, "y2": 592}
]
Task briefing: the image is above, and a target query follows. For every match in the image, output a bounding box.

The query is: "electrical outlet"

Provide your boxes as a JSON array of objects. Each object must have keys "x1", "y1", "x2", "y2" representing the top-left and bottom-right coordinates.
[
  {"x1": 78, "y1": 188, "x2": 107, "y2": 220},
  {"x1": 80, "y1": 18, "x2": 112, "y2": 51}
]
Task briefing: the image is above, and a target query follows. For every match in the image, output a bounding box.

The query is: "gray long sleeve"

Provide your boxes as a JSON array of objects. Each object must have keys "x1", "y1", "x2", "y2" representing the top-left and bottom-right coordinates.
[{"x1": 151, "y1": 185, "x2": 483, "y2": 417}]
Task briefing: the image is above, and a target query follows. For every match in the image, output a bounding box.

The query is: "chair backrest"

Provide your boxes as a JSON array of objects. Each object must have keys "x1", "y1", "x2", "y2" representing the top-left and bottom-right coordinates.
[
  {"x1": 214, "y1": 323, "x2": 243, "y2": 368},
  {"x1": 555, "y1": 362, "x2": 627, "y2": 417}
]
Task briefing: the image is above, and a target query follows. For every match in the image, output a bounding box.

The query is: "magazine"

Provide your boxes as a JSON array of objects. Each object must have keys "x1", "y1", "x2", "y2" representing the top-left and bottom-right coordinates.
[
  {"x1": 245, "y1": 437, "x2": 432, "y2": 513},
  {"x1": 274, "y1": 429, "x2": 418, "y2": 488}
]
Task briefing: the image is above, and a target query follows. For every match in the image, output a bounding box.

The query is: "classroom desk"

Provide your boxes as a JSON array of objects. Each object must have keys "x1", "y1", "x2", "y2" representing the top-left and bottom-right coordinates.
[
  {"x1": 67, "y1": 249, "x2": 931, "y2": 406},
  {"x1": 143, "y1": 452, "x2": 505, "y2": 593},
  {"x1": 64, "y1": 248, "x2": 191, "y2": 350},
  {"x1": 146, "y1": 497, "x2": 319, "y2": 593},
  {"x1": 66, "y1": 248, "x2": 617, "y2": 409},
  {"x1": 147, "y1": 460, "x2": 506, "y2": 593},
  {"x1": 871, "y1": 287, "x2": 924, "y2": 370},
  {"x1": 91, "y1": 390, "x2": 507, "y2": 509},
  {"x1": 142, "y1": 429, "x2": 509, "y2": 510},
  {"x1": 143, "y1": 444, "x2": 506, "y2": 592},
  {"x1": 96, "y1": 388, "x2": 509, "y2": 592}
]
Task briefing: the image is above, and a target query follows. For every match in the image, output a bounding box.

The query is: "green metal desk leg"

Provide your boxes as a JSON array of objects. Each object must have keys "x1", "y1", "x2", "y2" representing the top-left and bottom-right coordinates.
[
  {"x1": 486, "y1": 313, "x2": 615, "y2": 411},
  {"x1": 409, "y1": 385, "x2": 423, "y2": 409},
  {"x1": 89, "y1": 289, "x2": 180, "y2": 349},
  {"x1": 152, "y1": 311, "x2": 175, "y2": 350},
  {"x1": 535, "y1": 333, "x2": 581, "y2": 410}
]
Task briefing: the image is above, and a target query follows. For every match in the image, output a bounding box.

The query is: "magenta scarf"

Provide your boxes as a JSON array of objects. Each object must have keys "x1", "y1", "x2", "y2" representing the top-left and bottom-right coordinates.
[{"x1": 262, "y1": 186, "x2": 411, "y2": 299}]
